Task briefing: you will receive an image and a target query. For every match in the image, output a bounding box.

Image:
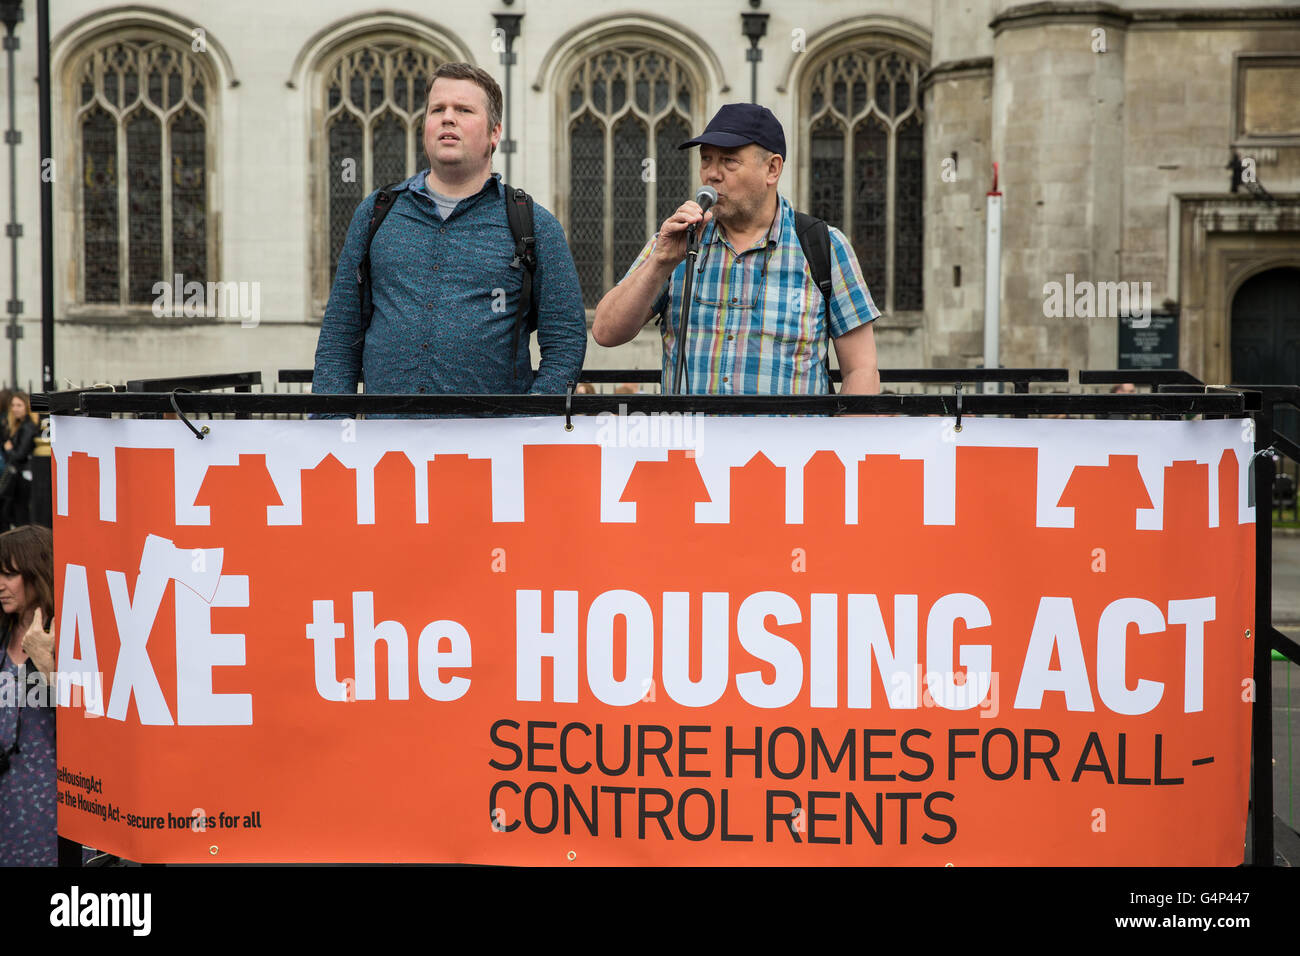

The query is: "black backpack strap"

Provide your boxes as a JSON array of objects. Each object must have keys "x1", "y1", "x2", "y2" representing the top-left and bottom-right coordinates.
[
  {"x1": 503, "y1": 183, "x2": 538, "y2": 389},
  {"x1": 793, "y1": 211, "x2": 836, "y2": 393},
  {"x1": 356, "y1": 182, "x2": 404, "y2": 342}
]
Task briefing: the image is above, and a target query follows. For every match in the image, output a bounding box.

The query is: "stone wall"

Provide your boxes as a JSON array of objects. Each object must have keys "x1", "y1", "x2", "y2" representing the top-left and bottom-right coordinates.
[
  {"x1": 0, "y1": 1, "x2": 1296, "y2": 389},
  {"x1": 922, "y1": 60, "x2": 994, "y2": 369},
  {"x1": 990, "y1": 8, "x2": 1128, "y2": 370}
]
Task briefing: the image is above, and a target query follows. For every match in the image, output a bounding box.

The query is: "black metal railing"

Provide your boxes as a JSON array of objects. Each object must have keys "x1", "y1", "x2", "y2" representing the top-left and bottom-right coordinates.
[
  {"x1": 124, "y1": 371, "x2": 261, "y2": 393},
  {"x1": 1079, "y1": 369, "x2": 1206, "y2": 388},
  {"x1": 278, "y1": 366, "x2": 1071, "y2": 392}
]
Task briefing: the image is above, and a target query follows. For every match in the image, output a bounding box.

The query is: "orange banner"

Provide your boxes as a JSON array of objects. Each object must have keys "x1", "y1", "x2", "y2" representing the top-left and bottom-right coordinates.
[{"x1": 50, "y1": 415, "x2": 1254, "y2": 864}]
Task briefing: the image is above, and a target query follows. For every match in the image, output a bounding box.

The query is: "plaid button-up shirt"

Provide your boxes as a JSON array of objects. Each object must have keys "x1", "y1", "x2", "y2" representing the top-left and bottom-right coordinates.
[{"x1": 620, "y1": 193, "x2": 880, "y2": 394}]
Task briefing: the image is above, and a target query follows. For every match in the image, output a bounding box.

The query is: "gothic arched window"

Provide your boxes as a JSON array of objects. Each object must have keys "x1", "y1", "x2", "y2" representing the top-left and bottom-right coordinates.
[
  {"x1": 72, "y1": 37, "x2": 212, "y2": 305},
  {"x1": 804, "y1": 48, "x2": 924, "y2": 313},
  {"x1": 564, "y1": 47, "x2": 700, "y2": 308},
  {"x1": 317, "y1": 41, "x2": 447, "y2": 296}
]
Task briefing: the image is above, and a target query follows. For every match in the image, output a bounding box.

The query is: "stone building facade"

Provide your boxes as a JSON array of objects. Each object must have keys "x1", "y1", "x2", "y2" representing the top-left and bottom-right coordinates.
[{"x1": 0, "y1": 0, "x2": 1295, "y2": 390}]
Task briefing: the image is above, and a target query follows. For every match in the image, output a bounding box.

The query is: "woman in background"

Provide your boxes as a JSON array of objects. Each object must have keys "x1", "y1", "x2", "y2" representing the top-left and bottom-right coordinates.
[
  {"x1": 0, "y1": 388, "x2": 13, "y2": 472},
  {"x1": 0, "y1": 392, "x2": 38, "y2": 529},
  {"x1": 0, "y1": 524, "x2": 57, "y2": 865}
]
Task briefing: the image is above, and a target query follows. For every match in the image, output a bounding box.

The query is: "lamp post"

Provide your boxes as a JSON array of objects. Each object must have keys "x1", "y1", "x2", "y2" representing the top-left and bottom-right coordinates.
[
  {"x1": 0, "y1": 0, "x2": 22, "y2": 389},
  {"x1": 3, "y1": 0, "x2": 51, "y2": 393},
  {"x1": 37, "y1": 0, "x2": 50, "y2": 393},
  {"x1": 493, "y1": 11, "x2": 522, "y2": 184},
  {"x1": 741, "y1": 4, "x2": 769, "y2": 105}
]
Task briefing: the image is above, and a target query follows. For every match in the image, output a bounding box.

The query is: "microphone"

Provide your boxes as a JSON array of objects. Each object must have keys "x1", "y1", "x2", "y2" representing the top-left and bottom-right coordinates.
[
  {"x1": 674, "y1": 186, "x2": 718, "y2": 395},
  {"x1": 687, "y1": 185, "x2": 717, "y2": 251},
  {"x1": 695, "y1": 185, "x2": 717, "y2": 216}
]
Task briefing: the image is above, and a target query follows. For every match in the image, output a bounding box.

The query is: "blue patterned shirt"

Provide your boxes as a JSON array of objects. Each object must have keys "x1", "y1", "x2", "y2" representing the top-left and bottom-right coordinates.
[
  {"x1": 313, "y1": 172, "x2": 587, "y2": 398},
  {"x1": 621, "y1": 194, "x2": 879, "y2": 394}
]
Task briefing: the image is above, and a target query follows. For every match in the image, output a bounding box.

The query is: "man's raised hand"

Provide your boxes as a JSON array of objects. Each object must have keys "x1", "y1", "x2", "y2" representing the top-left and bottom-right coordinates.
[{"x1": 652, "y1": 201, "x2": 713, "y2": 267}]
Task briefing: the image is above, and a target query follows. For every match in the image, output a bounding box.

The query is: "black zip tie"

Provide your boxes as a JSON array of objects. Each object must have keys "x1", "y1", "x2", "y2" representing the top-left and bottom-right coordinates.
[
  {"x1": 564, "y1": 381, "x2": 574, "y2": 432},
  {"x1": 169, "y1": 388, "x2": 209, "y2": 440},
  {"x1": 954, "y1": 382, "x2": 963, "y2": 432}
]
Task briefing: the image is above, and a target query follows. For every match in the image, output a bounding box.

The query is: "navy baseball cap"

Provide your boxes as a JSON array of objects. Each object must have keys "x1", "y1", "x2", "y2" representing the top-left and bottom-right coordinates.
[{"x1": 678, "y1": 103, "x2": 787, "y2": 159}]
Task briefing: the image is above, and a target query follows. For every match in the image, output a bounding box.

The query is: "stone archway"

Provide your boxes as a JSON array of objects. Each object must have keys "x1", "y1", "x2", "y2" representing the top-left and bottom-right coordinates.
[
  {"x1": 1232, "y1": 265, "x2": 1300, "y2": 438},
  {"x1": 1175, "y1": 195, "x2": 1300, "y2": 383},
  {"x1": 1232, "y1": 266, "x2": 1300, "y2": 384}
]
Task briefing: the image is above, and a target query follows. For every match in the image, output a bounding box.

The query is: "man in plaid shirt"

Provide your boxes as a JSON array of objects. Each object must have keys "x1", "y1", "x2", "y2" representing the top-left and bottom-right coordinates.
[{"x1": 593, "y1": 104, "x2": 881, "y2": 395}]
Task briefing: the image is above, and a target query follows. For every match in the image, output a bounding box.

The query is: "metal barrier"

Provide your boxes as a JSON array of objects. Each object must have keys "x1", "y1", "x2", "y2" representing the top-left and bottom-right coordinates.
[
  {"x1": 24, "y1": 373, "x2": 253, "y2": 527},
  {"x1": 35, "y1": 372, "x2": 1300, "y2": 866},
  {"x1": 279, "y1": 366, "x2": 1072, "y2": 392},
  {"x1": 1079, "y1": 369, "x2": 1207, "y2": 388},
  {"x1": 124, "y1": 371, "x2": 261, "y2": 393},
  {"x1": 1220, "y1": 384, "x2": 1300, "y2": 853},
  {"x1": 44, "y1": 389, "x2": 1245, "y2": 419}
]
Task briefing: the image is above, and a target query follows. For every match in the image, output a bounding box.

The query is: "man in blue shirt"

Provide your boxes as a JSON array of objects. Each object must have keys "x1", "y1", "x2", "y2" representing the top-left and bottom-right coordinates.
[{"x1": 313, "y1": 63, "x2": 587, "y2": 398}]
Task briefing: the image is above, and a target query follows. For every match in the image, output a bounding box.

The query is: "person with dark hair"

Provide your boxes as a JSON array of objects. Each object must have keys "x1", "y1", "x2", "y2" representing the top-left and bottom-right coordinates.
[
  {"x1": 312, "y1": 61, "x2": 587, "y2": 403},
  {"x1": 0, "y1": 524, "x2": 58, "y2": 865},
  {"x1": 0, "y1": 388, "x2": 12, "y2": 471},
  {"x1": 0, "y1": 393, "x2": 39, "y2": 529}
]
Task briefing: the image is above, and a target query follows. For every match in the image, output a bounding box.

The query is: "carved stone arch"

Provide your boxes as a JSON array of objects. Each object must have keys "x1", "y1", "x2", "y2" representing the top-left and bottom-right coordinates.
[
  {"x1": 1226, "y1": 255, "x2": 1300, "y2": 309},
  {"x1": 788, "y1": 21, "x2": 930, "y2": 208},
  {"x1": 53, "y1": 10, "x2": 226, "y2": 318},
  {"x1": 1228, "y1": 261, "x2": 1300, "y2": 444},
  {"x1": 544, "y1": 24, "x2": 716, "y2": 308},
  {"x1": 298, "y1": 16, "x2": 470, "y2": 312},
  {"x1": 286, "y1": 12, "x2": 474, "y2": 90},
  {"x1": 53, "y1": 6, "x2": 238, "y2": 89},
  {"x1": 790, "y1": 24, "x2": 930, "y2": 316},
  {"x1": 1175, "y1": 196, "x2": 1300, "y2": 383},
  {"x1": 1227, "y1": 257, "x2": 1300, "y2": 395},
  {"x1": 532, "y1": 15, "x2": 726, "y2": 100},
  {"x1": 779, "y1": 16, "x2": 930, "y2": 95}
]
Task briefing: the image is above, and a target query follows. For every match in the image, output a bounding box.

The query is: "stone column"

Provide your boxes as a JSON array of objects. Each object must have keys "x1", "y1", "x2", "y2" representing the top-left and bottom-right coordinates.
[
  {"x1": 923, "y1": 0, "x2": 996, "y2": 368},
  {"x1": 990, "y1": 2, "x2": 1129, "y2": 370}
]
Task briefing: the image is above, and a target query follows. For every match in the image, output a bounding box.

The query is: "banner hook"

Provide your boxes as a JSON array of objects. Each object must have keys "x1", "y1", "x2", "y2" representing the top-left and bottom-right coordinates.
[{"x1": 169, "y1": 388, "x2": 210, "y2": 440}]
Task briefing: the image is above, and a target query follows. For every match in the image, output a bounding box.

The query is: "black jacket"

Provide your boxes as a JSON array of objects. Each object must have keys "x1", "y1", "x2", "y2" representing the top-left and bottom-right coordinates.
[{"x1": 4, "y1": 418, "x2": 37, "y2": 470}]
